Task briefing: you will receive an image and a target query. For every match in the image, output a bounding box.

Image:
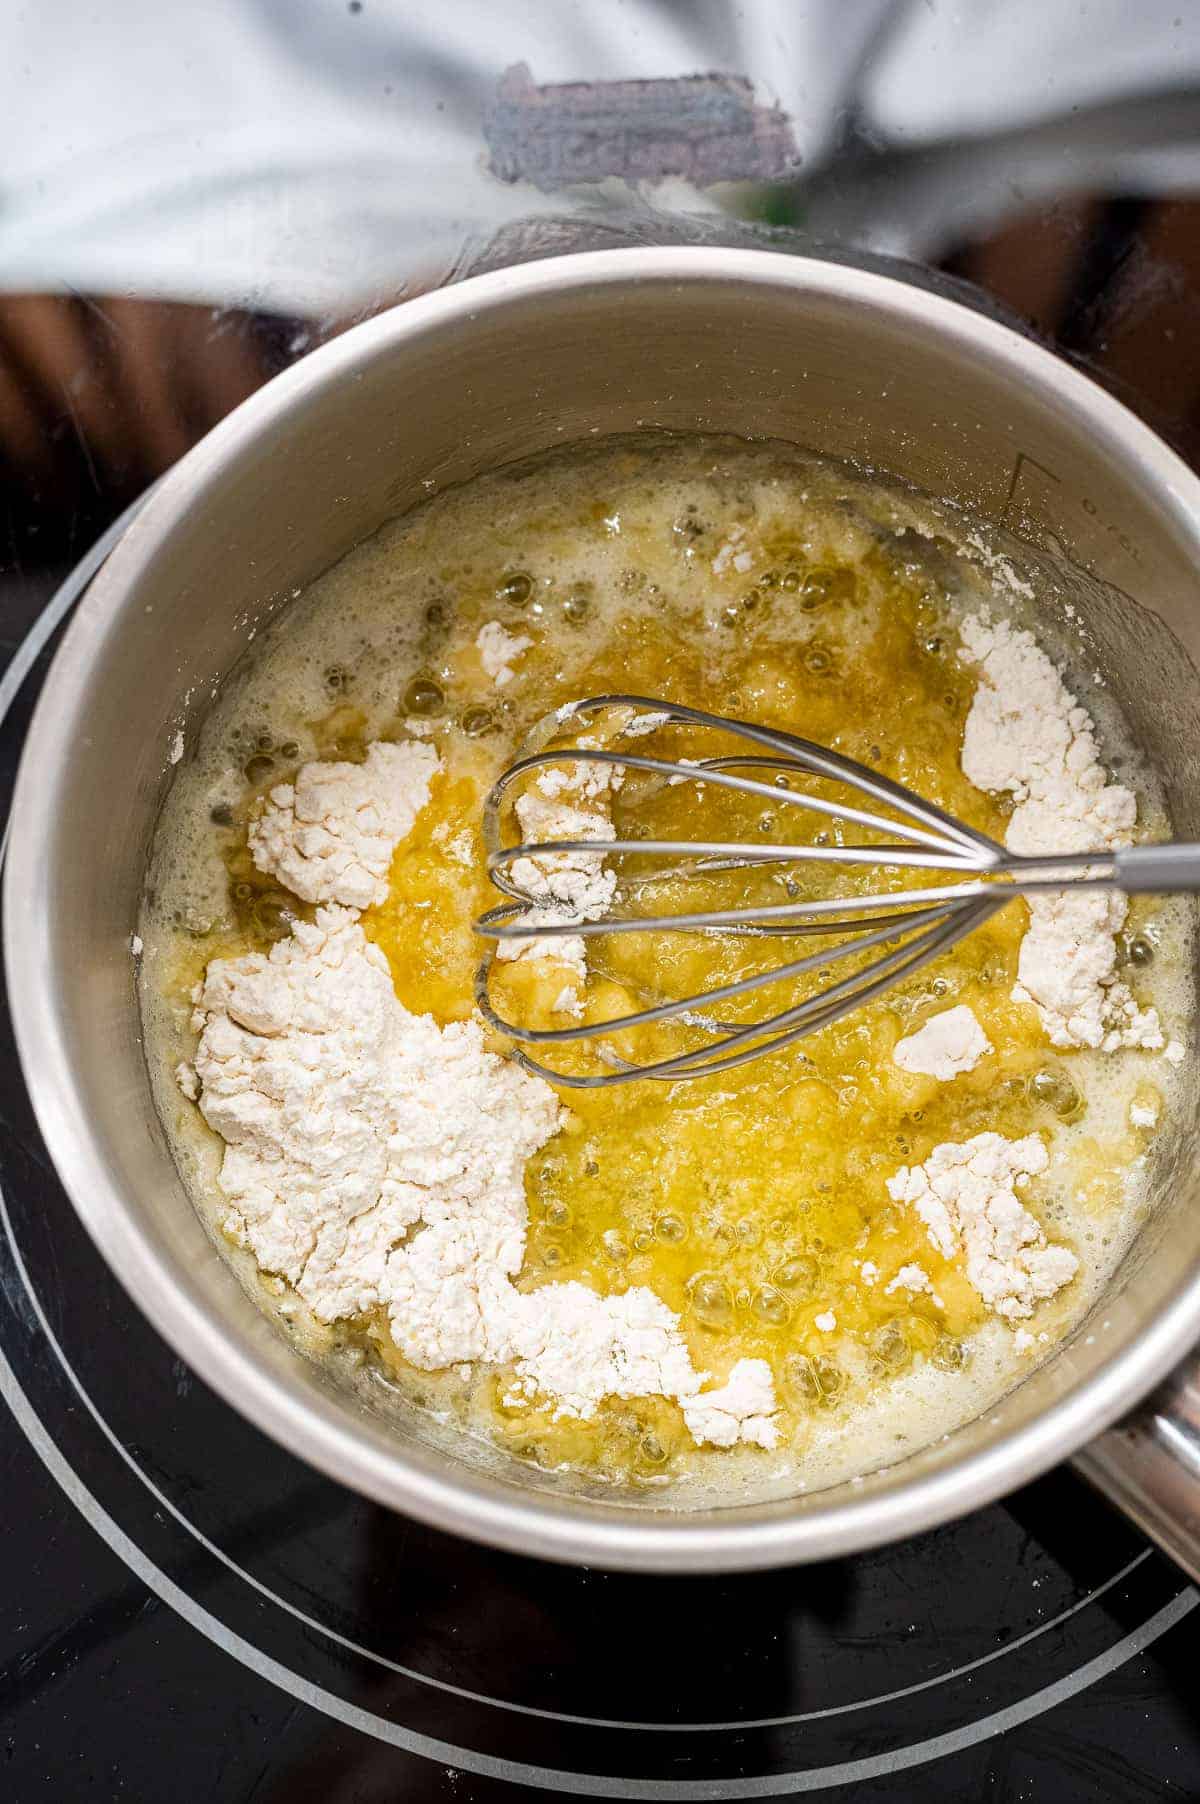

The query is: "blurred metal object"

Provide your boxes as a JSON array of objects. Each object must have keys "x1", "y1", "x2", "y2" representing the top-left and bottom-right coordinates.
[
  {"x1": 1076, "y1": 1364, "x2": 1200, "y2": 1585},
  {"x1": 475, "y1": 692, "x2": 1200, "y2": 1086},
  {"x1": 5, "y1": 247, "x2": 1200, "y2": 1572}
]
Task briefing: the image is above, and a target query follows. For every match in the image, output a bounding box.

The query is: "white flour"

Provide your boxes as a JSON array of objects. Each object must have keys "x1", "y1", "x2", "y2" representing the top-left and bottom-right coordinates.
[
  {"x1": 495, "y1": 776, "x2": 619, "y2": 991},
  {"x1": 186, "y1": 754, "x2": 778, "y2": 1448},
  {"x1": 249, "y1": 740, "x2": 439, "y2": 909},
  {"x1": 893, "y1": 1004, "x2": 990, "y2": 1079},
  {"x1": 509, "y1": 792, "x2": 617, "y2": 915},
  {"x1": 887, "y1": 1132, "x2": 1078, "y2": 1322},
  {"x1": 959, "y1": 615, "x2": 1162, "y2": 1052},
  {"x1": 191, "y1": 904, "x2": 556, "y2": 1322},
  {"x1": 680, "y1": 1359, "x2": 779, "y2": 1450},
  {"x1": 476, "y1": 621, "x2": 532, "y2": 688},
  {"x1": 884, "y1": 1264, "x2": 943, "y2": 1307},
  {"x1": 711, "y1": 523, "x2": 754, "y2": 577}
]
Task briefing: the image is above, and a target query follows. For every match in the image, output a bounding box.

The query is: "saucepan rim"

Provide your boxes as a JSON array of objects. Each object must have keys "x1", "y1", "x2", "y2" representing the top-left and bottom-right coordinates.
[{"x1": 7, "y1": 245, "x2": 1200, "y2": 1570}]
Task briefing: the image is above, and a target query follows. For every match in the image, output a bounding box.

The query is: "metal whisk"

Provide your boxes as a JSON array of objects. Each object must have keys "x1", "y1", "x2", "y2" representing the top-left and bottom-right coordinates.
[{"x1": 473, "y1": 694, "x2": 1199, "y2": 1087}]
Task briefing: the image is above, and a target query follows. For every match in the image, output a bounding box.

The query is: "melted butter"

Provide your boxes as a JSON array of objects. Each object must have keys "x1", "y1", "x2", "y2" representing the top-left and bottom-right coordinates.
[
  {"x1": 144, "y1": 434, "x2": 1189, "y2": 1496},
  {"x1": 357, "y1": 482, "x2": 1118, "y2": 1482},
  {"x1": 369, "y1": 759, "x2": 495, "y2": 1023}
]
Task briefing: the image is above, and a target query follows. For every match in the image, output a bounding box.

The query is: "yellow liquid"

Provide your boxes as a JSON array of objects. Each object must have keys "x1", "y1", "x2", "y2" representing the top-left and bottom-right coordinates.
[
  {"x1": 147, "y1": 435, "x2": 1176, "y2": 1494},
  {"x1": 355, "y1": 469, "x2": 1121, "y2": 1483}
]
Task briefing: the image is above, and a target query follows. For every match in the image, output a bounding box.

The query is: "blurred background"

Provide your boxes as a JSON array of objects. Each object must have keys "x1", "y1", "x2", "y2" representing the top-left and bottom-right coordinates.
[{"x1": 5, "y1": 0, "x2": 1200, "y2": 637}]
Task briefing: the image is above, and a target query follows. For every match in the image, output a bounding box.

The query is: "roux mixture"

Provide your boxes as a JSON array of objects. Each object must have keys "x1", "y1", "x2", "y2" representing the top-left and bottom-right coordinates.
[{"x1": 142, "y1": 436, "x2": 1191, "y2": 1501}]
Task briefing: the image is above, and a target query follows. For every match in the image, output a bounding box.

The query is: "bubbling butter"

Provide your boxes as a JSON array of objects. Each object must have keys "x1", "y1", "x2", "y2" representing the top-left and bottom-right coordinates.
[{"x1": 142, "y1": 434, "x2": 1192, "y2": 1504}]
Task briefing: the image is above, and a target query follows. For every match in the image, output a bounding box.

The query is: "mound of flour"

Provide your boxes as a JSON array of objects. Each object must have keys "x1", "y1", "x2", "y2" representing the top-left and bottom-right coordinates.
[
  {"x1": 495, "y1": 762, "x2": 619, "y2": 1004},
  {"x1": 887, "y1": 1131, "x2": 1077, "y2": 1322},
  {"x1": 893, "y1": 1004, "x2": 991, "y2": 1079},
  {"x1": 184, "y1": 749, "x2": 778, "y2": 1449},
  {"x1": 249, "y1": 739, "x2": 439, "y2": 909},
  {"x1": 959, "y1": 615, "x2": 1162, "y2": 1052}
]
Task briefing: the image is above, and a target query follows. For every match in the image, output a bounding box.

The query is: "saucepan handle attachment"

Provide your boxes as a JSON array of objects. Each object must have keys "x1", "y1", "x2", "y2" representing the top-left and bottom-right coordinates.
[
  {"x1": 1114, "y1": 842, "x2": 1200, "y2": 893},
  {"x1": 1073, "y1": 1359, "x2": 1200, "y2": 1584}
]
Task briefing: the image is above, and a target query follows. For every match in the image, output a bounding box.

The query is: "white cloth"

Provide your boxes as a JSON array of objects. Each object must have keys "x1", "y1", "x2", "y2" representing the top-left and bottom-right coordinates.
[{"x1": 0, "y1": 0, "x2": 1197, "y2": 314}]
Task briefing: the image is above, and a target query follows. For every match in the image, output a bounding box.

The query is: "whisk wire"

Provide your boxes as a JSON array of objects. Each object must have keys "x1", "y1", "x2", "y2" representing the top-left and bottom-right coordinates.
[
  {"x1": 471, "y1": 694, "x2": 1190, "y2": 1086},
  {"x1": 495, "y1": 897, "x2": 1006, "y2": 1088},
  {"x1": 474, "y1": 896, "x2": 970, "y2": 1050},
  {"x1": 487, "y1": 745, "x2": 989, "y2": 863},
  {"x1": 480, "y1": 876, "x2": 995, "y2": 938}
]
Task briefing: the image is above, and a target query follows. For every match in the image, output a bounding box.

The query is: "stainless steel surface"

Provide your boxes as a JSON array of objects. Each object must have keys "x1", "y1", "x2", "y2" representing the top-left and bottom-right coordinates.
[
  {"x1": 5, "y1": 246, "x2": 1200, "y2": 1572},
  {"x1": 1074, "y1": 1367, "x2": 1200, "y2": 1585},
  {"x1": 474, "y1": 692, "x2": 1200, "y2": 1086}
]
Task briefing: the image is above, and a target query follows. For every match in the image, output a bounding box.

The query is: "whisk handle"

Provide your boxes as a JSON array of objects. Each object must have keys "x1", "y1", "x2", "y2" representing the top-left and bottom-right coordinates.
[{"x1": 1115, "y1": 843, "x2": 1200, "y2": 893}]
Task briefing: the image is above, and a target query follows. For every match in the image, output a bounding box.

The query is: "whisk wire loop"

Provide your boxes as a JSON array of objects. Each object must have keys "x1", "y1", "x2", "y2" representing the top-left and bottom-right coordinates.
[{"x1": 472, "y1": 694, "x2": 1198, "y2": 1086}]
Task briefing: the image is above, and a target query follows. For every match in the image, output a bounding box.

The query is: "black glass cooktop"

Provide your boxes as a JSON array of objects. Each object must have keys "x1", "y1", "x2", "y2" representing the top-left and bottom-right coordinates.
[
  {"x1": 1, "y1": 493, "x2": 1199, "y2": 1803},
  {"x1": 9, "y1": 42, "x2": 1200, "y2": 1765}
]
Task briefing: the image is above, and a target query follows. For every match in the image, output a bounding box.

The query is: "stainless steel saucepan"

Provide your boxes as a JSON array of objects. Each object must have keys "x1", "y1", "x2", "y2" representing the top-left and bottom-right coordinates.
[{"x1": 7, "y1": 247, "x2": 1200, "y2": 1573}]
